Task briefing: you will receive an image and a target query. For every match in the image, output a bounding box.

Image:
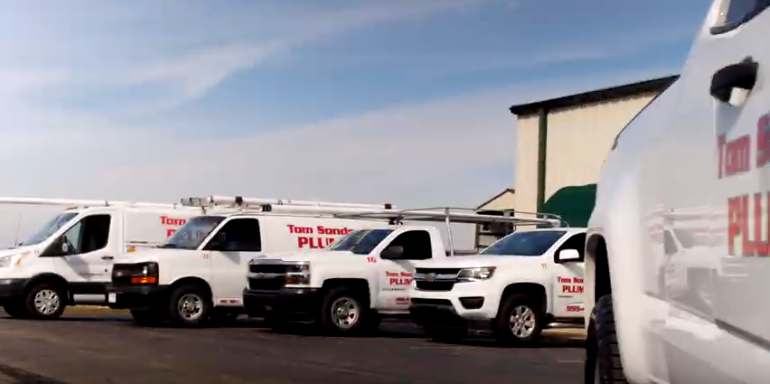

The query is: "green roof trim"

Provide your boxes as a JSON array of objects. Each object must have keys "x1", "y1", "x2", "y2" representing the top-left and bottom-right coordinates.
[{"x1": 540, "y1": 184, "x2": 597, "y2": 227}]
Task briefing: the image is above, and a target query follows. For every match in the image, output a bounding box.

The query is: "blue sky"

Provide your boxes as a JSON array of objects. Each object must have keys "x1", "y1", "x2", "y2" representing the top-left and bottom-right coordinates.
[{"x1": 0, "y1": 0, "x2": 712, "y2": 245}]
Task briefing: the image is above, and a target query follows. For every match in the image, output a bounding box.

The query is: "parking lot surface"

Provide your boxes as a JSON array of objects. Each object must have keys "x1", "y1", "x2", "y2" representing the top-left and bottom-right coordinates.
[{"x1": 0, "y1": 310, "x2": 585, "y2": 384}]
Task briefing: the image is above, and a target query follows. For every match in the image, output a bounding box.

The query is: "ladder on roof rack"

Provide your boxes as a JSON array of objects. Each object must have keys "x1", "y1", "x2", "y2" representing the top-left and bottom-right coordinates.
[
  {"x1": 181, "y1": 195, "x2": 394, "y2": 210},
  {"x1": 333, "y1": 207, "x2": 563, "y2": 256},
  {"x1": 0, "y1": 196, "x2": 192, "y2": 210}
]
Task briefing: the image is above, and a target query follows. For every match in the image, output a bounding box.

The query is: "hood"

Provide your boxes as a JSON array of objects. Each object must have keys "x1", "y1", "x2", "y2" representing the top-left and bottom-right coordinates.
[
  {"x1": 415, "y1": 255, "x2": 544, "y2": 269},
  {"x1": 251, "y1": 250, "x2": 355, "y2": 263},
  {"x1": 0, "y1": 244, "x2": 42, "y2": 258},
  {"x1": 113, "y1": 248, "x2": 198, "y2": 264}
]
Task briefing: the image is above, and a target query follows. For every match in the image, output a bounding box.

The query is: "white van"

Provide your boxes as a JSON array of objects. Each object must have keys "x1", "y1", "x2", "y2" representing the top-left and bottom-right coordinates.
[
  {"x1": 0, "y1": 197, "x2": 207, "y2": 320},
  {"x1": 585, "y1": 1, "x2": 770, "y2": 383},
  {"x1": 106, "y1": 195, "x2": 398, "y2": 327}
]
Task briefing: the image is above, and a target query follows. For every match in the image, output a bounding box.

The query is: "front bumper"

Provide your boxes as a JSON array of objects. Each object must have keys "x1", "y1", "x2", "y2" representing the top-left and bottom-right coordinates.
[
  {"x1": 0, "y1": 278, "x2": 28, "y2": 305},
  {"x1": 242, "y1": 288, "x2": 320, "y2": 320},
  {"x1": 410, "y1": 298, "x2": 494, "y2": 331},
  {"x1": 105, "y1": 284, "x2": 170, "y2": 310}
]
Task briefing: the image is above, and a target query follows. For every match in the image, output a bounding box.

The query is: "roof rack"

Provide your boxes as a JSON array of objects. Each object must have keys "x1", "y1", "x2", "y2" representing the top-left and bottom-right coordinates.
[
  {"x1": 334, "y1": 207, "x2": 562, "y2": 256},
  {"x1": 181, "y1": 195, "x2": 394, "y2": 210},
  {"x1": 0, "y1": 197, "x2": 192, "y2": 210}
]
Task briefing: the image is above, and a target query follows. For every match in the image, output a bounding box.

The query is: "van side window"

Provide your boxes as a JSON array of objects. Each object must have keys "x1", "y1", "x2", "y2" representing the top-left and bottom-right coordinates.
[
  {"x1": 386, "y1": 230, "x2": 432, "y2": 260},
  {"x1": 211, "y1": 218, "x2": 262, "y2": 252},
  {"x1": 58, "y1": 214, "x2": 112, "y2": 256},
  {"x1": 554, "y1": 233, "x2": 586, "y2": 262}
]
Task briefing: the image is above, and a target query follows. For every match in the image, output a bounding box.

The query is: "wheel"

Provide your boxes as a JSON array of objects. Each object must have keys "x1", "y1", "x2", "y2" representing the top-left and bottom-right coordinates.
[
  {"x1": 130, "y1": 309, "x2": 166, "y2": 327},
  {"x1": 494, "y1": 294, "x2": 544, "y2": 344},
  {"x1": 4, "y1": 301, "x2": 30, "y2": 319},
  {"x1": 24, "y1": 282, "x2": 66, "y2": 319},
  {"x1": 319, "y1": 287, "x2": 368, "y2": 335},
  {"x1": 585, "y1": 294, "x2": 629, "y2": 383},
  {"x1": 424, "y1": 326, "x2": 467, "y2": 342},
  {"x1": 167, "y1": 284, "x2": 211, "y2": 327}
]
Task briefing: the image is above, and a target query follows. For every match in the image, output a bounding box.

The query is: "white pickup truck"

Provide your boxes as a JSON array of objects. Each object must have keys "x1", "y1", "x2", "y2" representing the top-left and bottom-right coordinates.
[
  {"x1": 242, "y1": 207, "x2": 559, "y2": 335},
  {"x1": 409, "y1": 227, "x2": 586, "y2": 343}
]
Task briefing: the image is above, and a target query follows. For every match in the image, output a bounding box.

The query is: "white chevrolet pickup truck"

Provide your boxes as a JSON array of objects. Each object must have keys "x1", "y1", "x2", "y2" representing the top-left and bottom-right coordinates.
[
  {"x1": 242, "y1": 207, "x2": 561, "y2": 335},
  {"x1": 409, "y1": 227, "x2": 586, "y2": 343}
]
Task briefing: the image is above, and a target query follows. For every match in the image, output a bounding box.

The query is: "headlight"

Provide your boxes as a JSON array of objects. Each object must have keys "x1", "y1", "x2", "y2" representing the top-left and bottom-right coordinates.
[
  {"x1": 284, "y1": 262, "x2": 310, "y2": 285},
  {"x1": 0, "y1": 254, "x2": 25, "y2": 269},
  {"x1": 113, "y1": 262, "x2": 159, "y2": 285},
  {"x1": 457, "y1": 267, "x2": 496, "y2": 282}
]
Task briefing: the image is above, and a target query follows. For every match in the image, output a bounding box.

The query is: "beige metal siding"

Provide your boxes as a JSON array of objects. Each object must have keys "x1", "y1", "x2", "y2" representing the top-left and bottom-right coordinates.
[
  {"x1": 544, "y1": 94, "x2": 655, "y2": 199},
  {"x1": 513, "y1": 116, "x2": 540, "y2": 214}
]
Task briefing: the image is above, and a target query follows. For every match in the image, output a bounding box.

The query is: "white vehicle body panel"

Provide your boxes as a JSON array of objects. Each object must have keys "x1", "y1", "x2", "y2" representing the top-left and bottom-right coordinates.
[{"x1": 586, "y1": 1, "x2": 770, "y2": 382}]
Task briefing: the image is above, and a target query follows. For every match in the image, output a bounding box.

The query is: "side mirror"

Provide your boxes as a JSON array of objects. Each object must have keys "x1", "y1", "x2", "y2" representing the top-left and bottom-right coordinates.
[
  {"x1": 61, "y1": 241, "x2": 70, "y2": 255},
  {"x1": 557, "y1": 249, "x2": 580, "y2": 262},
  {"x1": 381, "y1": 245, "x2": 404, "y2": 259}
]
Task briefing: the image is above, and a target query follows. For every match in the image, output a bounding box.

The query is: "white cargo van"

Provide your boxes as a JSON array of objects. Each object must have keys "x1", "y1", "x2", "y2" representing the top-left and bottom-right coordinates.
[
  {"x1": 0, "y1": 197, "x2": 208, "y2": 319},
  {"x1": 242, "y1": 207, "x2": 561, "y2": 335},
  {"x1": 585, "y1": 1, "x2": 770, "y2": 383},
  {"x1": 106, "y1": 195, "x2": 398, "y2": 327}
]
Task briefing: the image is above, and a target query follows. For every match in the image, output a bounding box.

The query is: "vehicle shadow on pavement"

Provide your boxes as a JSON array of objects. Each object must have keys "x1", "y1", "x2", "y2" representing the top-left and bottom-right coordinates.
[
  {"x1": 0, "y1": 363, "x2": 72, "y2": 384},
  {"x1": 427, "y1": 333, "x2": 586, "y2": 349}
]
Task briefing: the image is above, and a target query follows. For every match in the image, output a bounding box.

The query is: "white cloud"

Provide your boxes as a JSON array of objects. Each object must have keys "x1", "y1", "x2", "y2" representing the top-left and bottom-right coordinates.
[{"x1": 0, "y1": 65, "x2": 678, "y2": 248}]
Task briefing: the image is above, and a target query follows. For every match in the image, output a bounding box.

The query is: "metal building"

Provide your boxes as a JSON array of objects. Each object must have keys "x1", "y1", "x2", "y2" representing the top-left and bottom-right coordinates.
[{"x1": 508, "y1": 75, "x2": 678, "y2": 226}]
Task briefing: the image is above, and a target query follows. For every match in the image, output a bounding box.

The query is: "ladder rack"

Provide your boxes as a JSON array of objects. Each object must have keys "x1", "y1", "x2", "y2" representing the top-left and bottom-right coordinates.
[
  {"x1": 0, "y1": 197, "x2": 193, "y2": 210},
  {"x1": 334, "y1": 207, "x2": 563, "y2": 256},
  {"x1": 181, "y1": 195, "x2": 394, "y2": 210}
]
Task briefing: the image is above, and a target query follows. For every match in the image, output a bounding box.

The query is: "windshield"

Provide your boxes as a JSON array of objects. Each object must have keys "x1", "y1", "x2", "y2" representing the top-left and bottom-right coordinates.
[
  {"x1": 328, "y1": 229, "x2": 394, "y2": 255},
  {"x1": 22, "y1": 212, "x2": 79, "y2": 246},
  {"x1": 481, "y1": 230, "x2": 567, "y2": 256},
  {"x1": 161, "y1": 216, "x2": 225, "y2": 250}
]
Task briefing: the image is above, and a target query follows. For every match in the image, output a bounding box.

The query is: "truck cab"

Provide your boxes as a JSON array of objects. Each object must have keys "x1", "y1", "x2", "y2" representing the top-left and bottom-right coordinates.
[
  {"x1": 585, "y1": 1, "x2": 770, "y2": 383},
  {"x1": 409, "y1": 228, "x2": 587, "y2": 343},
  {"x1": 243, "y1": 225, "x2": 445, "y2": 335}
]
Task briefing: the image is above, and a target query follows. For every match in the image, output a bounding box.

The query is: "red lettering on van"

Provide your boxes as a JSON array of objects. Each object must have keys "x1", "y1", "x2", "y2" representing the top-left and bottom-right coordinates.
[
  {"x1": 160, "y1": 216, "x2": 187, "y2": 226},
  {"x1": 167, "y1": 228, "x2": 177, "y2": 237},
  {"x1": 316, "y1": 226, "x2": 353, "y2": 236},
  {"x1": 288, "y1": 225, "x2": 313, "y2": 234},
  {"x1": 727, "y1": 192, "x2": 770, "y2": 257},
  {"x1": 718, "y1": 134, "x2": 751, "y2": 178}
]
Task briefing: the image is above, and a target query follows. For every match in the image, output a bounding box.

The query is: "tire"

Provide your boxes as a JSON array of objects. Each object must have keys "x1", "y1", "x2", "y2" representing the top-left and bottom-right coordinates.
[
  {"x1": 167, "y1": 284, "x2": 211, "y2": 328},
  {"x1": 585, "y1": 294, "x2": 629, "y2": 383},
  {"x1": 130, "y1": 309, "x2": 166, "y2": 327},
  {"x1": 494, "y1": 293, "x2": 544, "y2": 344},
  {"x1": 319, "y1": 287, "x2": 368, "y2": 335},
  {"x1": 4, "y1": 301, "x2": 30, "y2": 319},
  {"x1": 24, "y1": 282, "x2": 66, "y2": 320},
  {"x1": 424, "y1": 326, "x2": 467, "y2": 342}
]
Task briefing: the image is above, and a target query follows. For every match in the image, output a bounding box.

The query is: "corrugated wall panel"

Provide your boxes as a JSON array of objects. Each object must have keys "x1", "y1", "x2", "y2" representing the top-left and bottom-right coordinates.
[
  {"x1": 544, "y1": 94, "x2": 655, "y2": 200},
  {"x1": 514, "y1": 116, "x2": 540, "y2": 214}
]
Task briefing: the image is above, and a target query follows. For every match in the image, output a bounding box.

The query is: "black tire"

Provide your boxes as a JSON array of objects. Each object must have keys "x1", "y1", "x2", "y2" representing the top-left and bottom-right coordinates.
[
  {"x1": 424, "y1": 326, "x2": 467, "y2": 342},
  {"x1": 167, "y1": 283, "x2": 211, "y2": 328},
  {"x1": 494, "y1": 293, "x2": 544, "y2": 344},
  {"x1": 24, "y1": 282, "x2": 66, "y2": 320},
  {"x1": 130, "y1": 309, "x2": 166, "y2": 327},
  {"x1": 319, "y1": 287, "x2": 368, "y2": 335},
  {"x1": 585, "y1": 294, "x2": 629, "y2": 383},
  {"x1": 4, "y1": 301, "x2": 30, "y2": 319}
]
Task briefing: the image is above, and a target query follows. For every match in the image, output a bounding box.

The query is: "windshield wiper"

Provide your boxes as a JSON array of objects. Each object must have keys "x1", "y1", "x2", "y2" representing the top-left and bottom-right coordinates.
[{"x1": 159, "y1": 244, "x2": 177, "y2": 249}]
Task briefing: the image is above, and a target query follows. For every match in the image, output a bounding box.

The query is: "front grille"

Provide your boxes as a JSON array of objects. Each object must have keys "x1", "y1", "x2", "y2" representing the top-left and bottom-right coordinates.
[
  {"x1": 414, "y1": 268, "x2": 462, "y2": 275},
  {"x1": 249, "y1": 264, "x2": 289, "y2": 274},
  {"x1": 415, "y1": 281, "x2": 455, "y2": 291},
  {"x1": 411, "y1": 298, "x2": 452, "y2": 306},
  {"x1": 248, "y1": 278, "x2": 285, "y2": 291}
]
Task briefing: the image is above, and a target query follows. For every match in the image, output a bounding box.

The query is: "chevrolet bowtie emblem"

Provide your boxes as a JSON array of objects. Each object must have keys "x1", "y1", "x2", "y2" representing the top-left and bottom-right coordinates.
[{"x1": 425, "y1": 273, "x2": 436, "y2": 281}]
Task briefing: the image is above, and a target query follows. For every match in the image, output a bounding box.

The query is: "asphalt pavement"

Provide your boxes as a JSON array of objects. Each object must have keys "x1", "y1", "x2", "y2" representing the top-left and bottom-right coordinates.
[{"x1": 0, "y1": 310, "x2": 585, "y2": 384}]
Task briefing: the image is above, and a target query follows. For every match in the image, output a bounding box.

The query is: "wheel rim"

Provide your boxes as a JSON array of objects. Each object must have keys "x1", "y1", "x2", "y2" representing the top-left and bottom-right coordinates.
[
  {"x1": 508, "y1": 305, "x2": 536, "y2": 338},
  {"x1": 330, "y1": 297, "x2": 359, "y2": 330},
  {"x1": 34, "y1": 289, "x2": 60, "y2": 315},
  {"x1": 177, "y1": 293, "x2": 204, "y2": 321}
]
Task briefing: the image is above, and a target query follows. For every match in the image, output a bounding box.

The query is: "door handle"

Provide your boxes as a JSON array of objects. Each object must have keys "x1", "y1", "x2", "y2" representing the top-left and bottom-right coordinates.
[
  {"x1": 102, "y1": 256, "x2": 114, "y2": 261},
  {"x1": 710, "y1": 57, "x2": 759, "y2": 103}
]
